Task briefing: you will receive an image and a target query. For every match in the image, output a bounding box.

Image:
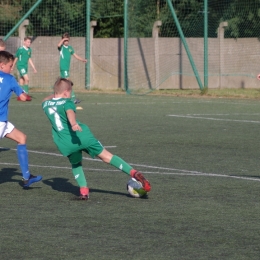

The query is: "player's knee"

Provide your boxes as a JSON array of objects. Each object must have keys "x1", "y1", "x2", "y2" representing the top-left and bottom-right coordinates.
[
  {"x1": 98, "y1": 149, "x2": 113, "y2": 163},
  {"x1": 18, "y1": 133, "x2": 27, "y2": 144},
  {"x1": 72, "y1": 162, "x2": 82, "y2": 168},
  {"x1": 102, "y1": 157, "x2": 110, "y2": 164}
]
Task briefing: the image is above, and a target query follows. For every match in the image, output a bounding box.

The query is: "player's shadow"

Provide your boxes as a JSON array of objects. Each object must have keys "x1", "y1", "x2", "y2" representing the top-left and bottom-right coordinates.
[
  {"x1": 91, "y1": 188, "x2": 149, "y2": 199},
  {"x1": 43, "y1": 177, "x2": 127, "y2": 197},
  {"x1": 43, "y1": 177, "x2": 79, "y2": 196},
  {"x1": 90, "y1": 188, "x2": 127, "y2": 197},
  {"x1": 0, "y1": 148, "x2": 10, "y2": 153},
  {"x1": 0, "y1": 167, "x2": 21, "y2": 185}
]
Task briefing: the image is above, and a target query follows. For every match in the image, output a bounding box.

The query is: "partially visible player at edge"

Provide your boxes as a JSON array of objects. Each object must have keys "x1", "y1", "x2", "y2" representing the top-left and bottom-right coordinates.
[
  {"x1": 57, "y1": 32, "x2": 87, "y2": 105},
  {"x1": 12, "y1": 36, "x2": 37, "y2": 101},
  {"x1": 42, "y1": 78, "x2": 151, "y2": 200},
  {"x1": 0, "y1": 39, "x2": 6, "y2": 51},
  {"x1": 0, "y1": 51, "x2": 42, "y2": 187}
]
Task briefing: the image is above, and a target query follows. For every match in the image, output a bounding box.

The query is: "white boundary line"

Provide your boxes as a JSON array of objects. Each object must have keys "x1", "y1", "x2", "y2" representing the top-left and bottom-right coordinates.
[
  {"x1": 0, "y1": 147, "x2": 260, "y2": 182},
  {"x1": 168, "y1": 114, "x2": 260, "y2": 124}
]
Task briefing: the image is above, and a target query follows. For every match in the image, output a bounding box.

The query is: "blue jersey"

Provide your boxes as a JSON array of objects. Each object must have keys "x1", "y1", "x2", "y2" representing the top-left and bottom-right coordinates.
[{"x1": 0, "y1": 71, "x2": 24, "y2": 121}]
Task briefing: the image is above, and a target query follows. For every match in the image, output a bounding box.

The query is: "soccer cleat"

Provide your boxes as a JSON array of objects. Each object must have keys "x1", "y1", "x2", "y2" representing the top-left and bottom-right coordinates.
[
  {"x1": 130, "y1": 170, "x2": 151, "y2": 192},
  {"x1": 17, "y1": 95, "x2": 32, "y2": 101},
  {"x1": 74, "y1": 99, "x2": 81, "y2": 104},
  {"x1": 23, "y1": 174, "x2": 42, "y2": 188},
  {"x1": 79, "y1": 187, "x2": 89, "y2": 200},
  {"x1": 26, "y1": 95, "x2": 32, "y2": 101}
]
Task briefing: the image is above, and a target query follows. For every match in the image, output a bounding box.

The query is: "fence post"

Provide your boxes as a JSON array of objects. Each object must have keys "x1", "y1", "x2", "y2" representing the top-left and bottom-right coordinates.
[
  {"x1": 153, "y1": 21, "x2": 162, "y2": 89},
  {"x1": 218, "y1": 21, "x2": 228, "y2": 88},
  {"x1": 18, "y1": 19, "x2": 29, "y2": 46},
  {"x1": 90, "y1": 21, "x2": 97, "y2": 89}
]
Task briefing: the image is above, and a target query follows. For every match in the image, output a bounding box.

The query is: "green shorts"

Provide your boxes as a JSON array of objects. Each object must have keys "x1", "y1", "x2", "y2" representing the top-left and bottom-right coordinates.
[
  {"x1": 67, "y1": 140, "x2": 104, "y2": 165},
  {"x1": 60, "y1": 70, "x2": 70, "y2": 78},
  {"x1": 17, "y1": 67, "x2": 28, "y2": 77}
]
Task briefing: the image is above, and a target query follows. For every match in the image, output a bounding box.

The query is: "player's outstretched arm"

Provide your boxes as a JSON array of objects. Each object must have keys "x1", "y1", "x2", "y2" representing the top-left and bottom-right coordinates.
[
  {"x1": 57, "y1": 38, "x2": 69, "y2": 48},
  {"x1": 73, "y1": 53, "x2": 87, "y2": 63},
  {"x1": 29, "y1": 58, "x2": 37, "y2": 73},
  {"x1": 66, "y1": 109, "x2": 82, "y2": 131}
]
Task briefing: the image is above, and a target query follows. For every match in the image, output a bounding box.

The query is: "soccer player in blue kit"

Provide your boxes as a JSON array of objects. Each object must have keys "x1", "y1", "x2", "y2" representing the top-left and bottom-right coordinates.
[{"x1": 0, "y1": 51, "x2": 42, "y2": 187}]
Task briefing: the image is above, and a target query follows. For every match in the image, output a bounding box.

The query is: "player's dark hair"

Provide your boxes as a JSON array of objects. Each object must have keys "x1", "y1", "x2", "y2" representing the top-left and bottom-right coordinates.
[
  {"x1": 62, "y1": 32, "x2": 70, "y2": 39},
  {"x1": 54, "y1": 77, "x2": 73, "y2": 94},
  {"x1": 0, "y1": 51, "x2": 14, "y2": 64},
  {"x1": 24, "y1": 36, "x2": 32, "y2": 41}
]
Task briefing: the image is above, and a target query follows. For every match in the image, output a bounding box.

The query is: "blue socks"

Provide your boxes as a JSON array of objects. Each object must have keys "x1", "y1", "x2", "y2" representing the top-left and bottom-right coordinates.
[{"x1": 17, "y1": 144, "x2": 30, "y2": 179}]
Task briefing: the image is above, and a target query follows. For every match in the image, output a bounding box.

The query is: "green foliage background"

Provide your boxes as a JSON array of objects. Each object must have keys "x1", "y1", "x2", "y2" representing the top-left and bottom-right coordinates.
[{"x1": 0, "y1": 0, "x2": 260, "y2": 38}]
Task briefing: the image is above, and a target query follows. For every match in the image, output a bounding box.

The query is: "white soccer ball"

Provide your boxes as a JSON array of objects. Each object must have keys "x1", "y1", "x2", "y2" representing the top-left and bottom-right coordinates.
[{"x1": 127, "y1": 178, "x2": 147, "y2": 198}]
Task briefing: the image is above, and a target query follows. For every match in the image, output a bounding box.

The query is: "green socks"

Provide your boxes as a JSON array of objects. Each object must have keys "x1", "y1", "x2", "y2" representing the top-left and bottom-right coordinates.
[
  {"x1": 72, "y1": 163, "x2": 87, "y2": 187},
  {"x1": 72, "y1": 156, "x2": 133, "y2": 187},
  {"x1": 22, "y1": 85, "x2": 29, "y2": 94},
  {"x1": 110, "y1": 155, "x2": 133, "y2": 175}
]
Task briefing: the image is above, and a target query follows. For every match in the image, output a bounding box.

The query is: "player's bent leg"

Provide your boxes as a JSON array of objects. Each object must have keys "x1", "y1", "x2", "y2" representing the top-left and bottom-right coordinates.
[
  {"x1": 19, "y1": 77, "x2": 24, "y2": 86},
  {"x1": 71, "y1": 162, "x2": 89, "y2": 200},
  {"x1": 5, "y1": 127, "x2": 26, "y2": 144},
  {"x1": 97, "y1": 148, "x2": 151, "y2": 192},
  {"x1": 98, "y1": 148, "x2": 113, "y2": 163},
  {"x1": 23, "y1": 74, "x2": 29, "y2": 86},
  {"x1": 21, "y1": 75, "x2": 31, "y2": 101},
  {"x1": 5, "y1": 128, "x2": 42, "y2": 187}
]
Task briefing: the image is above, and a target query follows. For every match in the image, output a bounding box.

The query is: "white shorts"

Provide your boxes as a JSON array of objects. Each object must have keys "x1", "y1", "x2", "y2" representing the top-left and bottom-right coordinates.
[{"x1": 0, "y1": 121, "x2": 15, "y2": 139}]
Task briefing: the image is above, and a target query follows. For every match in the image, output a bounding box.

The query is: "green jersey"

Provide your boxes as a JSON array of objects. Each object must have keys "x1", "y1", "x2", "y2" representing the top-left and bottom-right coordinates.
[
  {"x1": 15, "y1": 46, "x2": 31, "y2": 69},
  {"x1": 42, "y1": 97, "x2": 99, "y2": 157},
  {"x1": 58, "y1": 45, "x2": 74, "y2": 71}
]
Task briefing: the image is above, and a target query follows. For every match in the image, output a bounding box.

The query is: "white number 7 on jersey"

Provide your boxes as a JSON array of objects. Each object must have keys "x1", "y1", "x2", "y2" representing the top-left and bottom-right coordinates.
[{"x1": 48, "y1": 107, "x2": 64, "y2": 131}]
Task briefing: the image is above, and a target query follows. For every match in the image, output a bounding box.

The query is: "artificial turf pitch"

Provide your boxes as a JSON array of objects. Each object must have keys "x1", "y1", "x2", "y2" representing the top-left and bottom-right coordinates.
[{"x1": 0, "y1": 93, "x2": 260, "y2": 259}]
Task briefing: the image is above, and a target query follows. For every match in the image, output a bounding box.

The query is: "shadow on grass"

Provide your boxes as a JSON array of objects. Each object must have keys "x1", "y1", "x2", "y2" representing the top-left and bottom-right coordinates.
[
  {"x1": 42, "y1": 177, "x2": 137, "y2": 197},
  {"x1": 90, "y1": 188, "x2": 148, "y2": 199},
  {"x1": 0, "y1": 167, "x2": 20, "y2": 185},
  {"x1": 43, "y1": 177, "x2": 79, "y2": 196},
  {"x1": 0, "y1": 148, "x2": 10, "y2": 152},
  {"x1": 90, "y1": 188, "x2": 127, "y2": 196}
]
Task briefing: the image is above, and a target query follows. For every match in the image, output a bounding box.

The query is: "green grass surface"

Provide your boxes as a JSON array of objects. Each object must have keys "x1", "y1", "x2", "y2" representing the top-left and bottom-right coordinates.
[{"x1": 1, "y1": 93, "x2": 260, "y2": 259}]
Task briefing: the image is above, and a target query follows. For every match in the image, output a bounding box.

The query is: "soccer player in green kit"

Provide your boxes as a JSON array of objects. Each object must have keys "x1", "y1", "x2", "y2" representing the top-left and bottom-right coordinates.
[
  {"x1": 42, "y1": 78, "x2": 151, "y2": 200},
  {"x1": 58, "y1": 32, "x2": 87, "y2": 104},
  {"x1": 12, "y1": 37, "x2": 37, "y2": 101}
]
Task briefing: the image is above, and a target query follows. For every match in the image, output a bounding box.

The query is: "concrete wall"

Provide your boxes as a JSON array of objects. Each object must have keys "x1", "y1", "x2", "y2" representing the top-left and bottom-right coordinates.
[{"x1": 3, "y1": 36, "x2": 260, "y2": 90}]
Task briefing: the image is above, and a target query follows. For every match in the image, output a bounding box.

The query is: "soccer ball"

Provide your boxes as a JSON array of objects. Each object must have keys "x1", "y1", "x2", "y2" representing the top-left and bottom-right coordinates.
[{"x1": 127, "y1": 178, "x2": 147, "y2": 198}]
